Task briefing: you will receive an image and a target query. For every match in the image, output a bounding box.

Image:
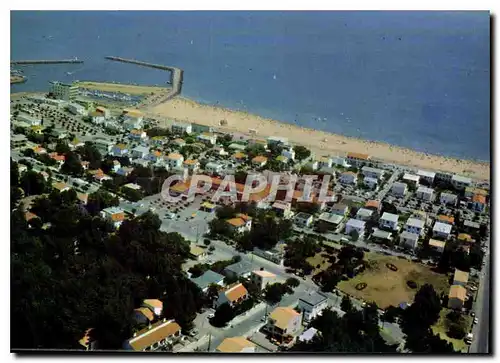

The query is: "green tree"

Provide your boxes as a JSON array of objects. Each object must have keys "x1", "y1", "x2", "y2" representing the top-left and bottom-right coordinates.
[
  {"x1": 210, "y1": 303, "x2": 234, "y2": 328},
  {"x1": 340, "y1": 295, "x2": 353, "y2": 313},
  {"x1": 20, "y1": 170, "x2": 48, "y2": 196},
  {"x1": 11, "y1": 158, "x2": 20, "y2": 187},
  {"x1": 350, "y1": 229, "x2": 359, "y2": 242},
  {"x1": 61, "y1": 152, "x2": 84, "y2": 177},
  {"x1": 286, "y1": 277, "x2": 300, "y2": 288},
  {"x1": 293, "y1": 145, "x2": 311, "y2": 161}
]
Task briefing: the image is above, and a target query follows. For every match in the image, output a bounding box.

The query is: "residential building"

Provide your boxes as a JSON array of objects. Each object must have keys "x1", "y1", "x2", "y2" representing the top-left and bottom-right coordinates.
[
  {"x1": 192, "y1": 123, "x2": 214, "y2": 134},
  {"x1": 432, "y1": 221, "x2": 452, "y2": 240},
  {"x1": 331, "y1": 156, "x2": 350, "y2": 168},
  {"x1": 171, "y1": 122, "x2": 193, "y2": 135},
  {"x1": 428, "y1": 239, "x2": 446, "y2": 254},
  {"x1": 94, "y1": 139, "x2": 115, "y2": 154},
  {"x1": 142, "y1": 299, "x2": 163, "y2": 317},
  {"x1": 272, "y1": 201, "x2": 292, "y2": 219},
  {"x1": 276, "y1": 155, "x2": 289, "y2": 164},
  {"x1": 471, "y1": 194, "x2": 486, "y2": 213},
  {"x1": 402, "y1": 173, "x2": 420, "y2": 185},
  {"x1": 147, "y1": 150, "x2": 163, "y2": 164},
  {"x1": 339, "y1": 171, "x2": 357, "y2": 185},
  {"x1": 250, "y1": 270, "x2": 277, "y2": 291},
  {"x1": 123, "y1": 183, "x2": 142, "y2": 192},
  {"x1": 364, "y1": 200, "x2": 382, "y2": 213},
  {"x1": 345, "y1": 218, "x2": 366, "y2": 235},
  {"x1": 363, "y1": 176, "x2": 378, "y2": 190},
  {"x1": 133, "y1": 307, "x2": 154, "y2": 325},
  {"x1": 448, "y1": 285, "x2": 466, "y2": 310},
  {"x1": 453, "y1": 269, "x2": 469, "y2": 287},
  {"x1": 18, "y1": 113, "x2": 41, "y2": 126},
  {"x1": 88, "y1": 111, "x2": 105, "y2": 124},
  {"x1": 417, "y1": 170, "x2": 436, "y2": 184},
  {"x1": 191, "y1": 270, "x2": 225, "y2": 293},
  {"x1": 463, "y1": 219, "x2": 480, "y2": 232},
  {"x1": 132, "y1": 145, "x2": 150, "y2": 159},
  {"x1": 216, "y1": 337, "x2": 256, "y2": 353},
  {"x1": 205, "y1": 162, "x2": 224, "y2": 175},
  {"x1": 457, "y1": 233, "x2": 474, "y2": 244},
  {"x1": 435, "y1": 171, "x2": 453, "y2": 183},
  {"x1": 197, "y1": 132, "x2": 217, "y2": 145},
  {"x1": 52, "y1": 181, "x2": 71, "y2": 193},
  {"x1": 330, "y1": 203, "x2": 349, "y2": 216},
  {"x1": 361, "y1": 166, "x2": 385, "y2": 180},
  {"x1": 11, "y1": 134, "x2": 27, "y2": 149},
  {"x1": 355, "y1": 208, "x2": 374, "y2": 221},
  {"x1": 400, "y1": 231, "x2": 419, "y2": 250},
  {"x1": 298, "y1": 291, "x2": 329, "y2": 323},
  {"x1": 251, "y1": 155, "x2": 268, "y2": 168},
  {"x1": 189, "y1": 245, "x2": 207, "y2": 261},
  {"x1": 182, "y1": 159, "x2": 200, "y2": 173},
  {"x1": 223, "y1": 261, "x2": 254, "y2": 279},
  {"x1": 465, "y1": 187, "x2": 488, "y2": 199},
  {"x1": 404, "y1": 218, "x2": 425, "y2": 235},
  {"x1": 346, "y1": 152, "x2": 371, "y2": 167},
  {"x1": 215, "y1": 283, "x2": 249, "y2": 308},
  {"x1": 282, "y1": 147, "x2": 296, "y2": 161},
  {"x1": 166, "y1": 153, "x2": 184, "y2": 169},
  {"x1": 68, "y1": 138, "x2": 85, "y2": 150},
  {"x1": 371, "y1": 228, "x2": 393, "y2": 243},
  {"x1": 437, "y1": 215, "x2": 455, "y2": 225},
  {"x1": 294, "y1": 212, "x2": 314, "y2": 228},
  {"x1": 122, "y1": 109, "x2": 144, "y2": 130},
  {"x1": 317, "y1": 212, "x2": 343, "y2": 232},
  {"x1": 451, "y1": 175, "x2": 472, "y2": 190},
  {"x1": 267, "y1": 136, "x2": 289, "y2": 146},
  {"x1": 318, "y1": 156, "x2": 333, "y2": 169},
  {"x1": 67, "y1": 103, "x2": 87, "y2": 116},
  {"x1": 266, "y1": 307, "x2": 302, "y2": 343},
  {"x1": 298, "y1": 328, "x2": 319, "y2": 343},
  {"x1": 391, "y1": 182, "x2": 408, "y2": 197},
  {"x1": 50, "y1": 81, "x2": 79, "y2": 101},
  {"x1": 172, "y1": 138, "x2": 186, "y2": 148},
  {"x1": 95, "y1": 106, "x2": 110, "y2": 118},
  {"x1": 379, "y1": 212, "x2": 399, "y2": 231},
  {"x1": 100, "y1": 207, "x2": 125, "y2": 228},
  {"x1": 123, "y1": 319, "x2": 181, "y2": 351},
  {"x1": 226, "y1": 213, "x2": 253, "y2": 233},
  {"x1": 416, "y1": 186, "x2": 434, "y2": 201},
  {"x1": 440, "y1": 192, "x2": 458, "y2": 206},
  {"x1": 228, "y1": 143, "x2": 246, "y2": 152},
  {"x1": 111, "y1": 143, "x2": 129, "y2": 157},
  {"x1": 129, "y1": 129, "x2": 148, "y2": 141},
  {"x1": 116, "y1": 166, "x2": 134, "y2": 177},
  {"x1": 232, "y1": 152, "x2": 247, "y2": 163}
]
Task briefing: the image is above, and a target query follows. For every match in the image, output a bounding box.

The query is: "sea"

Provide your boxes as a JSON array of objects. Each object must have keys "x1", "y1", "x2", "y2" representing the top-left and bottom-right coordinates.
[{"x1": 10, "y1": 11, "x2": 490, "y2": 161}]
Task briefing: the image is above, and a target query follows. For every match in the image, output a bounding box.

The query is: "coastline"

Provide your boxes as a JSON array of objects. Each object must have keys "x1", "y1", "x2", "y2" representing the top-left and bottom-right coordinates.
[{"x1": 147, "y1": 97, "x2": 490, "y2": 181}]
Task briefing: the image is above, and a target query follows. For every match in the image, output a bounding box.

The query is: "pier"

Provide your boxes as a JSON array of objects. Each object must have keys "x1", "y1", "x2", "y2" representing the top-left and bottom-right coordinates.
[
  {"x1": 10, "y1": 59, "x2": 84, "y2": 65},
  {"x1": 104, "y1": 56, "x2": 183, "y2": 103}
]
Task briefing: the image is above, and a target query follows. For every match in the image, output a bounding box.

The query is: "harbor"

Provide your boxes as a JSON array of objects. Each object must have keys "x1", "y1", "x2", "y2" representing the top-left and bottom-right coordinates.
[{"x1": 10, "y1": 58, "x2": 83, "y2": 65}]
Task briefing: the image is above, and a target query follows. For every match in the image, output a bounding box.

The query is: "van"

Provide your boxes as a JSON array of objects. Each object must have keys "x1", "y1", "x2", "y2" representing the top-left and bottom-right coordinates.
[{"x1": 465, "y1": 333, "x2": 473, "y2": 344}]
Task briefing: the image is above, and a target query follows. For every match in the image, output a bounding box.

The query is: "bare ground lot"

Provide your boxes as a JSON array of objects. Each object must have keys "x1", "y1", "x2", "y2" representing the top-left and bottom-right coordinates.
[{"x1": 337, "y1": 252, "x2": 449, "y2": 309}]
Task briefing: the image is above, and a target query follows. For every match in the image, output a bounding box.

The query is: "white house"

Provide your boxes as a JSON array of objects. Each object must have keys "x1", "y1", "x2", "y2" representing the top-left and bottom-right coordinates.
[
  {"x1": 111, "y1": 144, "x2": 129, "y2": 157},
  {"x1": 183, "y1": 159, "x2": 200, "y2": 173},
  {"x1": 298, "y1": 291, "x2": 329, "y2": 323},
  {"x1": 18, "y1": 113, "x2": 41, "y2": 126},
  {"x1": 89, "y1": 111, "x2": 105, "y2": 124},
  {"x1": 250, "y1": 270, "x2": 277, "y2": 291},
  {"x1": 331, "y1": 156, "x2": 350, "y2": 168},
  {"x1": 402, "y1": 173, "x2": 420, "y2": 185},
  {"x1": 131, "y1": 145, "x2": 150, "y2": 159},
  {"x1": 122, "y1": 109, "x2": 144, "y2": 130},
  {"x1": 166, "y1": 153, "x2": 184, "y2": 169},
  {"x1": 294, "y1": 212, "x2": 314, "y2": 228},
  {"x1": 171, "y1": 122, "x2": 193, "y2": 135},
  {"x1": 67, "y1": 103, "x2": 87, "y2": 116},
  {"x1": 433, "y1": 221, "x2": 452, "y2": 240},
  {"x1": 128, "y1": 129, "x2": 148, "y2": 141},
  {"x1": 251, "y1": 156, "x2": 268, "y2": 168},
  {"x1": 416, "y1": 186, "x2": 434, "y2": 201},
  {"x1": 417, "y1": 170, "x2": 436, "y2": 184},
  {"x1": 355, "y1": 208, "x2": 374, "y2": 221},
  {"x1": 266, "y1": 307, "x2": 302, "y2": 342},
  {"x1": 340, "y1": 171, "x2": 357, "y2": 185},
  {"x1": 391, "y1": 182, "x2": 408, "y2": 197},
  {"x1": 345, "y1": 218, "x2": 366, "y2": 235},
  {"x1": 451, "y1": 175, "x2": 472, "y2": 190},
  {"x1": 379, "y1": 212, "x2": 399, "y2": 231},
  {"x1": 282, "y1": 147, "x2": 296, "y2": 161},
  {"x1": 440, "y1": 192, "x2": 458, "y2": 206},
  {"x1": 346, "y1": 152, "x2": 371, "y2": 167},
  {"x1": 205, "y1": 162, "x2": 224, "y2": 175},
  {"x1": 318, "y1": 157, "x2": 333, "y2": 169},
  {"x1": 363, "y1": 176, "x2": 378, "y2": 190},
  {"x1": 197, "y1": 133, "x2": 217, "y2": 145},
  {"x1": 215, "y1": 283, "x2": 249, "y2": 308},
  {"x1": 400, "y1": 231, "x2": 420, "y2": 250},
  {"x1": 267, "y1": 136, "x2": 289, "y2": 146},
  {"x1": 429, "y1": 239, "x2": 446, "y2": 254},
  {"x1": 361, "y1": 166, "x2": 385, "y2": 180},
  {"x1": 404, "y1": 218, "x2": 425, "y2": 235},
  {"x1": 272, "y1": 201, "x2": 293, "y2": 219},
  {"x1": 226, "y1": 214, "x2": 252, "y2": 234}
]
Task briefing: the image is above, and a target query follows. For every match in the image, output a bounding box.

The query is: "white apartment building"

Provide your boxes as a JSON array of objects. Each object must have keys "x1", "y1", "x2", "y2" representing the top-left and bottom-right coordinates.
[
  {"x1": 417, "y1": 170, "x2": 436, "y2": 184},
  {"x1": 404, "y1": 218, "x2": 425, "y2": 235},
  {"x1": 361, "y1": 166, "x2": 385, "y2": 180},
  {"x1": 171, "y1": 122, "x2": 193, "y2": 135},
  {"x1": 379, "y1": 212, "x2": 399, "y2": 231},
  {"x1": 391, "y1": 182, "x2": 407, "y2": 197},
  {"x1": 166, "y1": 153, "x2": 184, "y2": 169},
  {"x1": 440, "y1": 192, "x2": 458, "y2": 206},
  {"x1": 451, "y1": 175, "x2": 472, "y2": 190},
  {"x1": 416, "y1": 186, "x2": 434, "y2": 201}
]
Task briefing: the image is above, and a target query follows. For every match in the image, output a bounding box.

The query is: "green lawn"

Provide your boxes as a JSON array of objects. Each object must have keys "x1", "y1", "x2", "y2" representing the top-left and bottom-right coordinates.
[{"x1": 431, "y1": 308, "x2": 472, "y2": 353}]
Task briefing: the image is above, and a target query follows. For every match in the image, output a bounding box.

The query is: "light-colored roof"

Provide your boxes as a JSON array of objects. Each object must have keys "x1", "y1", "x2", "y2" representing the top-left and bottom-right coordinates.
[
  {"x1": 252, "y1": 155, "x2": 268, "y2": 163},
  {"x1": 299, "y1": 291, "x2": 327, "y2": 306},
  {"x1": 191, "y1": 270, "x2": 225, "y2": 290},
  {"x1": 429, "y1": 239, "x2": 446, "y2": 249},
  {"x1": 400, "y1": 231, "x2": 419, "y2": 241},
  {"x1": 341, "y1": 171, "x2": 357, "y2": 177},
  {"x1": 52, "y1": 182, "x2": 70, "y2": 191},
  {"x1": 463, "y1": 220, "x2": 480, "y2": 229},
  {"x1": 347, "y1": 152, "x2": 370, "y2": 160},
  {"x1": 272, "y1": 201, "x2": 291, "y2": 210},
  {"x1": 225, "y1": 283, "x2": 248, "y2": 302},
  {"x1": 128, "y1": 320, "x2": 181, "y2": 351},
  {"x1": 269, "y1": 306, "x2": 301, "y2": 330},
  {"x1": 232, "y1": 152, "x2": 247, "y2": 159},
  {"x1": 318, "y1": 212, "x2": 344, "y2": 224},
  {"x1": 452, "y1": 174, "x2": 472, "y2": 184},
  {"x1": 417, "y1": 186, "x2": 434, "y2": 194},
  {"x1": 167, "y1": 152, "x2": 183, "y2": 160},
  {"x1": 356, "y1": 208, "x2": 373, "y2": 218},
  {"x1": 362, "y1": 166, "x2": 384, "y2": 174},
  {"x1": 114, "y1": 143, "x2": 128, "y2": 150},
  {"x1": 392, "y1": 181, "x2": 407, "y2": 189},
  {"x1": 371, "y1": 228, "x2": 392, "y2": 240},
  {"x1": 433, "y1": 221, "x2": 452, "y2": 234},
  {"x1": 406, "y1": 218, "x2": 424, "y2": 228},
  {"x1": 252, "y1": 270, "x2": 276, "y2": 278},
  {"x1": 417, "y1": 170, "x2": 436, "y2": 178},
  {"x1": 403, "y1": 173, "x2": 420, "y2": 182},
  {"x1": 448, "y1": 285, "x2": 467, "y2": 301},
  {"x1": 346, "y1": 218, "x2": 366, "y2": 229},
  {"x1": 458, "y1": 233, "x2": 473, "y2": 242},
  {"x1": 216, "y1": 337, "x2": 256, "y2": 352},
  {"x1": 453, "y1": 269, "x2": 469, "y2": 284},
  {"x1": 143, "y1": 299, "x2": 163, "y2": 309},
  {"x1": 190, "y1": 245, "x2": 206, "y2": 257},
  {"x1": 381, "y1": 212, "x2": 399, "y2": 222},
  {"x1": 77, "y1": 193, "x2": 88, "y2": 203}
]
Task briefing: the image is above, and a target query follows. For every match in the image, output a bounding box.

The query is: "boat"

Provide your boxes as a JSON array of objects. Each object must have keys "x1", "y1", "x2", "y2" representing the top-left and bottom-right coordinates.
[
  {"x1": 273, "y1": 74, "x2": 277, "y2": 80},
  {"x1": 66, "y1": 71, "x2": 74, "y2": 76}
]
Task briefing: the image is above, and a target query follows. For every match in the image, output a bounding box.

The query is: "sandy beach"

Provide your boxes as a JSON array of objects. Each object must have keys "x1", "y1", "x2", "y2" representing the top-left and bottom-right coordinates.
[{"x1": 147, "y1": 98, "x2": 490, "y2": 181}]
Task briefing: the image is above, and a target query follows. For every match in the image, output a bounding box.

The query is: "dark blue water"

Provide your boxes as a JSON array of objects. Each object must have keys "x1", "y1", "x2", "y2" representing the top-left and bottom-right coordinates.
[{"x1": 11, "y1": 11, "x2": 490, "y2": 161}]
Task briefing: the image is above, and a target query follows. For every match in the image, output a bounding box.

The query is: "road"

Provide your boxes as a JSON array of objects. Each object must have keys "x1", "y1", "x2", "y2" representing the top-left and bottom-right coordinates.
[{"x1": 469, "y1": 236, "x2": 490, "y2": 353}]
